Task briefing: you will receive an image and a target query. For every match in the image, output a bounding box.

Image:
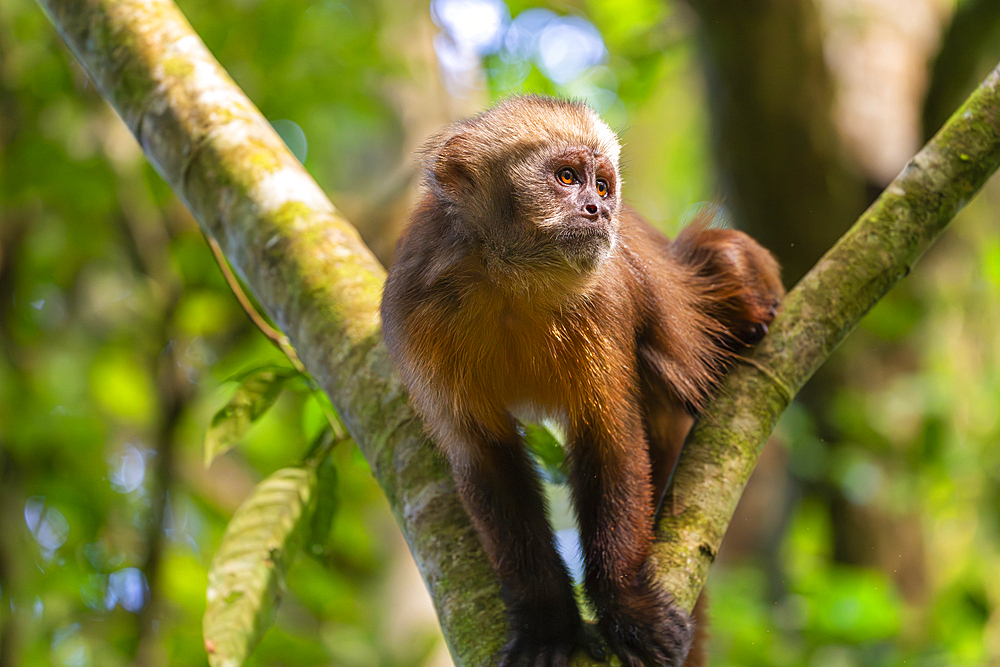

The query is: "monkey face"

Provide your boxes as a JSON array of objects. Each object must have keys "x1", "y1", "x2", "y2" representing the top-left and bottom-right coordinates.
[
  {"x1": 534, "y1": 147, "x2": 620, "y2": 272},
  {"x1": 418, "y1": 96, "x2": 625, "y2": 277}
]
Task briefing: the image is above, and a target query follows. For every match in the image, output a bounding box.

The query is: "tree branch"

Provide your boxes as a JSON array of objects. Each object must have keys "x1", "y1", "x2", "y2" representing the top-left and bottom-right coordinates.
[
  {"x1": 35, "y1": 0, "x2": 1000, "y2": 663},
  {"x1": 653, "y1": 61, "x2": 1000, "y2": 613},
  {"x1": 35, "y1": 0, "x2": 505, "y2": 664}
]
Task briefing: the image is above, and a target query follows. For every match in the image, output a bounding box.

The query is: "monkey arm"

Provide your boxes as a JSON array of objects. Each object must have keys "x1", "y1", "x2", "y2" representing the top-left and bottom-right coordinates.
[
  {"x1": 436, "y1": 414, "x2": 589, "y2": 667},
  {"x1": 568, "y1": 401, "x2": 694, "y2": 667}
]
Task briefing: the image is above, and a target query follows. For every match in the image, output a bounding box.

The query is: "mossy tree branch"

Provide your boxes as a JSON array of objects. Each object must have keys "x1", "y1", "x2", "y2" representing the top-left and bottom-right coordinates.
[
  {"x1": 654, "y1": 62, "x2": 1000, "y2": 613},
  {"x1": 35, "y1": 0, "x2": 505, "y2": 664},
  {"x1": 35, "y1": 0, "x2": 1000, "y2": 663}
]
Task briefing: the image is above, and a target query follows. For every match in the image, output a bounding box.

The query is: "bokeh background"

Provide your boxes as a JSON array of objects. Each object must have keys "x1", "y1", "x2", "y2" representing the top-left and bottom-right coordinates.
[{"x1": 2, "y1": 0, "x2": 1000, "y2": 665}]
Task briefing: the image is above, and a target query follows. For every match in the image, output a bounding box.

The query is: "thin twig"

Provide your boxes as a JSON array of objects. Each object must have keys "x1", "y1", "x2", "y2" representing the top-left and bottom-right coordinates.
[{"x1": 206, "y1": 234, "x2": 306, "y2": 374}]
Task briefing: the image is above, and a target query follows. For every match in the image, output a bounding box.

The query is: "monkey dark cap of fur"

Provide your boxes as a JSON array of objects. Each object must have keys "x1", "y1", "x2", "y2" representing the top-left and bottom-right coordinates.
[{"x1": 381, "y1": 96, "x2": 784, "y2": 667}]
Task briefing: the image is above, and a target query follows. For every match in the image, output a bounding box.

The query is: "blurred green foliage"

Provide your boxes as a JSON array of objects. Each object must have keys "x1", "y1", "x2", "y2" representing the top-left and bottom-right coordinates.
[
  {"x1": 0, "y1": 0, "x2": 429, "y2": 664},
  {"x1": 1, "y1": 0, "x2": 999, "y2": 666}
]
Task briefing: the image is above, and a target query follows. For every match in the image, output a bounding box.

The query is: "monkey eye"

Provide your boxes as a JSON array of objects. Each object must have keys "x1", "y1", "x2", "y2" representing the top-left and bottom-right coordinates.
[
  {"x1": 596, "y1": 178, "x2": 609, "y2": 198},
  {"x1": 556, "y1": 167, "x2": 577, "y2": 185}
]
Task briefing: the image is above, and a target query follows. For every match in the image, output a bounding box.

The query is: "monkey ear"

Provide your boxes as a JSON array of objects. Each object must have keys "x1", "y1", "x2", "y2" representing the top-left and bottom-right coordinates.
[{"x1": 428, "y1": 133, "x2": 476, "y2": 197}]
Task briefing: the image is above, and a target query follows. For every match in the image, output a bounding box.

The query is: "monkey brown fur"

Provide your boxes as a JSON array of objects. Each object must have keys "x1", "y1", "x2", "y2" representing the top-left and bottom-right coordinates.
[{"x1": 381, "y1": 96, "x2": 783, "y2": 667}]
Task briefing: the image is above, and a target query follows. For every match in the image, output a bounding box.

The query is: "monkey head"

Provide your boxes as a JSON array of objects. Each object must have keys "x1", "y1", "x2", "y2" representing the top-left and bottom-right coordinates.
[{"x1": 420, "y1": 96, "x2": 623, "y2": 274}]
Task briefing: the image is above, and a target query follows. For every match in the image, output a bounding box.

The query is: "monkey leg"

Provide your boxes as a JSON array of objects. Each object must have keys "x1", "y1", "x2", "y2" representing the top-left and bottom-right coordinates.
[
  {"x1": 569, "y1": 414, "x2": 694, "y2": 667},
  {"x1": 641, "y1": 384, "x2": 696, "y2": 517},
  {"x1": 443, "y1": 417, "x2": 596, "y2": 667},
  {"x1": 670, "y1": 225, "x2": 784, "y2": 346}
]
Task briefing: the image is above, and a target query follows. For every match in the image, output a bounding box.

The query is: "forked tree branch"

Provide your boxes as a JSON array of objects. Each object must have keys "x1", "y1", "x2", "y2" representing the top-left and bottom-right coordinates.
[{"x1": 36, "y1": 0, "x2": 1000, "y2": 664}]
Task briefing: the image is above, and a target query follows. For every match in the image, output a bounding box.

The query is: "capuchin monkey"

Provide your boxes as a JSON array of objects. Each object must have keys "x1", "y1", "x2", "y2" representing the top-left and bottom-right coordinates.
[{"x1": 381, "y1": 96, "x2": 783, "y2": 667}]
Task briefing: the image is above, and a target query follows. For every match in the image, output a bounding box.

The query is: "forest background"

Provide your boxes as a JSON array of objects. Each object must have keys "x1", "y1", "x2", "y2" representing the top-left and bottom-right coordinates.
[{"x1": 2, "y1": 0, "x2": 1000, "y2": 665}]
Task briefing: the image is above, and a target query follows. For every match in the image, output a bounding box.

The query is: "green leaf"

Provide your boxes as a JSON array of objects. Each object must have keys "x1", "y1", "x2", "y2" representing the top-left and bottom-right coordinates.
[
  {"x1": 203, "y1": 466, "x2": 318, "y2": 667},
  {"x1": 524, "y1": 423, "x2": 567, "y2": 485},
  {"x1": 309, "y1": 457, "x2": 337, "y2": 554},
  {"x1": 204, "y1": 367, "x2": 298, "y2": 467},
  {"x1": 303, "y1": 430, "x2": 340, "y2": 558}
]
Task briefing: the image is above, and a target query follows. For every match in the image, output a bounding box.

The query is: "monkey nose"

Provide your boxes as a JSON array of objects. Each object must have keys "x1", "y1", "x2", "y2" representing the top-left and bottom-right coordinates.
[{"x1": 584, "y1": 204, "x2": 598, "y2": 215}]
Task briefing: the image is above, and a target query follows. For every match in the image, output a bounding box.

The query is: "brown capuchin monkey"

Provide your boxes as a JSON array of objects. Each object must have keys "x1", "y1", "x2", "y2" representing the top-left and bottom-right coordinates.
[{"x1": 381, "y1": 96, "x2": 784, "y2": 667}]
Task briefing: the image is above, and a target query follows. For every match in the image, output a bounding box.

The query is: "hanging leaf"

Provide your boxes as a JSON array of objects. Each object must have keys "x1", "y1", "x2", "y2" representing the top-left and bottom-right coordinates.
[
  {"x1": 204, "y1": 366, "x2": 298, "y2": 467},
  {"x1": 308, "y1": 453, "x2": 338, "y2": 558},
  {"x1": 300, "y1": 428, "x2": 340, "y2": 559},
  {"x1": 203, "y1": 466, "x2": 318, "y2": 667}
]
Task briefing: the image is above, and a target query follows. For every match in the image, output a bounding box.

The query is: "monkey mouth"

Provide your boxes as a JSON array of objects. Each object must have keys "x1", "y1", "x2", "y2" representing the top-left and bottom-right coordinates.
[
  {"x1": 554, "y1": 223, "x2": 615, "y2": 269},
  {"x1": 557, "y1": 221, "x2": 612, "y2": 244}
]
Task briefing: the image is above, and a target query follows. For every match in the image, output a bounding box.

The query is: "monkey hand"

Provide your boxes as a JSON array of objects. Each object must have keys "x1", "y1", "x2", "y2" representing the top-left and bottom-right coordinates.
[
  {"x1": 499, "y1": 608, "x2": 605, "y2": 667},
  {"x1": 597, "y1": 581, "x2": 693, "y2": 667}
]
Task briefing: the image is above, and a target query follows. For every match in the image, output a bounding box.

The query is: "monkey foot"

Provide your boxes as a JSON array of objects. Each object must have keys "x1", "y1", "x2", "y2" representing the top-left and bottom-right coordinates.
[
  {"x1": 735, "y1": 301, "x2": 778, "y2": 345},
  {"x1": 599, "y1": 589, "x2": 694, "y2": 667},
  {"x1": 498, "y1": 622, "x2": 605, "y2": 667}
]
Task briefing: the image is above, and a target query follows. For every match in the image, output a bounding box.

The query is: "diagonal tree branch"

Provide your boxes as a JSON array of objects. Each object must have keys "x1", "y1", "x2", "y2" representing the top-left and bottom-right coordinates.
[
  {"x1": 35, "y1": 0, "x2": 1000, "y2": 663},
  {"x1": 653, "y1": 62, "x2": 1000, "y2": 612},
  {"x1": 35, "y1": 0, "x2": 506, "y2": 664}
]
